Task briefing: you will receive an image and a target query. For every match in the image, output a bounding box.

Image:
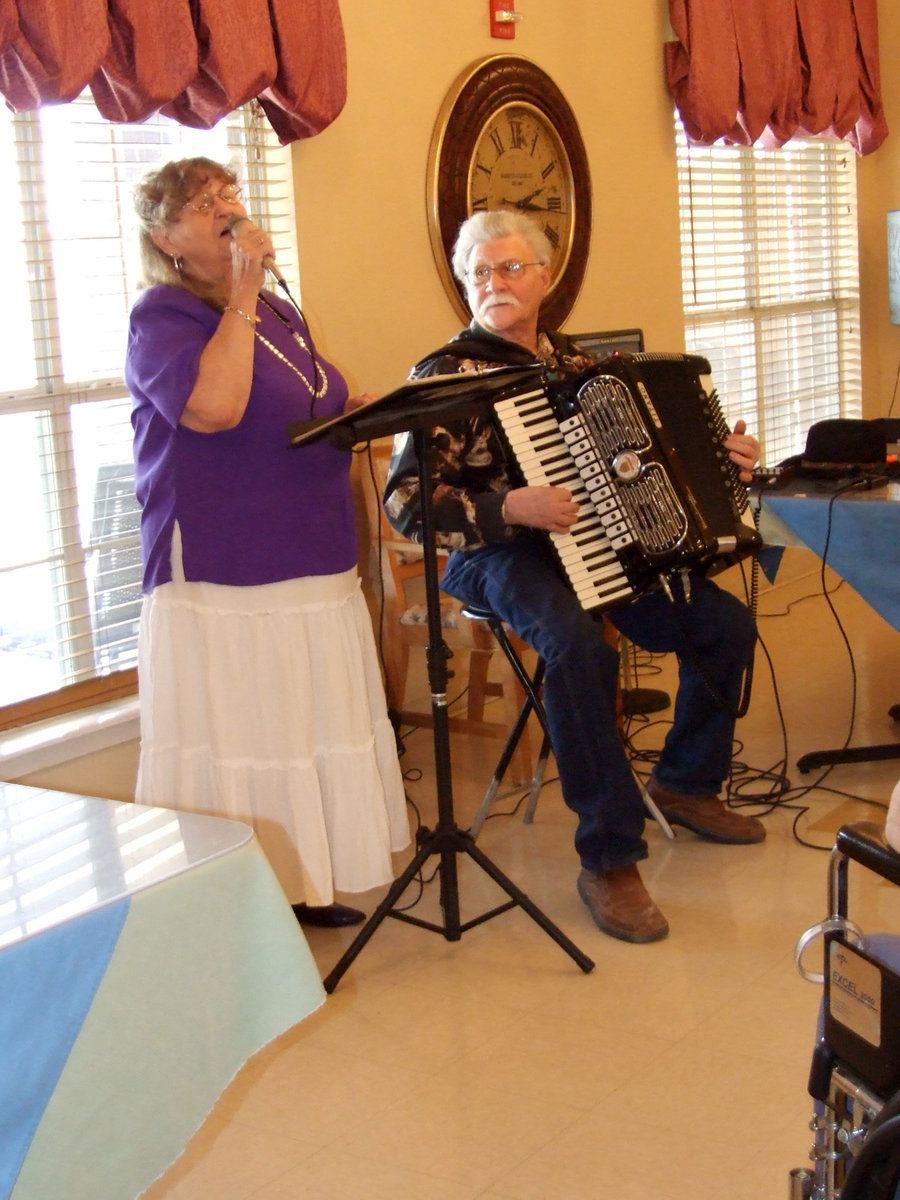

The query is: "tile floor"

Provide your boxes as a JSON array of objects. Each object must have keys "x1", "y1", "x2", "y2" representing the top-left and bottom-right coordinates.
[{"x1": 141, "y1": 549, "x2": 899, "y2": 1200}]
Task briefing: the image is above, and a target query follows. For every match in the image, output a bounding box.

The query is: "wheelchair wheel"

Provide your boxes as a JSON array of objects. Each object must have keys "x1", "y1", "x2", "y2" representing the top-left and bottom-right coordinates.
[{"x1": 838, "y1": 1112, "x2": 900, "y2": 1200}]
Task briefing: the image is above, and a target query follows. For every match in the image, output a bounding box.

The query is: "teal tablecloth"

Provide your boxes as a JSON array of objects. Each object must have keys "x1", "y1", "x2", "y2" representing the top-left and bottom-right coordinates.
[{"x1": 0, "y1": 785, "x2": 326, "y2": 1200}]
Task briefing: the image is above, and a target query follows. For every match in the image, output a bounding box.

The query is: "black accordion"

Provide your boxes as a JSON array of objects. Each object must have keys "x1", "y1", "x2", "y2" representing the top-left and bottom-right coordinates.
[{"x1": 492, "y1": 351, "x2": 762, "y2": 613}]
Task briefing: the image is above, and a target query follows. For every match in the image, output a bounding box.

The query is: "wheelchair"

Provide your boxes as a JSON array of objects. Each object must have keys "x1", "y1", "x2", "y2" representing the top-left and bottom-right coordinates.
[{"x1": 791, "y1": 821, "x2": 900, "y2": 1200}]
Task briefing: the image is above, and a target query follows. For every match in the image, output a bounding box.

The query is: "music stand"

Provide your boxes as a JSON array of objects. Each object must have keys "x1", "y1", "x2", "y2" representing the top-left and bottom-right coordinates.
[{"x1": 289, "y1": 368, "x2": 595, "y2": 991}]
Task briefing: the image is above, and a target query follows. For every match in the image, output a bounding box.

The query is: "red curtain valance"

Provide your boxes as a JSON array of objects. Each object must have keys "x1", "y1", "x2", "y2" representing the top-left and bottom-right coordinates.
[
  {"x1": 665, "y1": 0, "x2": 888, "y2": 155},
  {"x1": 0, "y1": 0, "x2": 346, "y2": 143}
]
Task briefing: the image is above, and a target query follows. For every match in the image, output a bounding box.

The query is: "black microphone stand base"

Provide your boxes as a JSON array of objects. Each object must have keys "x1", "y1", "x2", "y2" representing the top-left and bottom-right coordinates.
[{"x1": 322, "y1": 820, "x2": 595, "y2": 993}]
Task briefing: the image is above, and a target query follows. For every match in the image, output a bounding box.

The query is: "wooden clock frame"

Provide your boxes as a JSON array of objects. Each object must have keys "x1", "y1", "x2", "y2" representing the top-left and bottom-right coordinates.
[{"x1": 426, "y1": 54, "x2": 592, "y2": 329}]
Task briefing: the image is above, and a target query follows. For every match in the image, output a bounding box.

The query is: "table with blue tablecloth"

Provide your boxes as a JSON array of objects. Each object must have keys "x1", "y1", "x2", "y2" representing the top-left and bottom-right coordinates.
[
  {"x1": 757, "y1": 477, "x2": 899, "y2": 631},
  {"x1": 755, "y1": 476, "x2": 899, "y2": 768},
  {"x1": 0, "y1": 782, "x2": 325, "y2": 1200}
]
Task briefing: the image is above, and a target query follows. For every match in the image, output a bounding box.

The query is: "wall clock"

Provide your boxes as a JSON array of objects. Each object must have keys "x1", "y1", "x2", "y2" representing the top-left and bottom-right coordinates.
[{"x1": 427, "y1": 54, "x2": 592, "y2": 330}]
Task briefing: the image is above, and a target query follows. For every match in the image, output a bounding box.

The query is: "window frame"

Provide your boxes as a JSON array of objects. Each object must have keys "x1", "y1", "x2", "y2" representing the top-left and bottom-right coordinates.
[
  {"x1": 675, "y1": 119, "x2": 861, "y2": 468},
  {"x1": 0, "y1": 98, "x2": 298, "y2": 732}
]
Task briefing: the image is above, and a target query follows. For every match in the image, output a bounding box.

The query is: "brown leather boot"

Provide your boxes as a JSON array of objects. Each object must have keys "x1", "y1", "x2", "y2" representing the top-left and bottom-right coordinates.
[
  {"x1": 646, "y1": 778, "x2": 766, "y2": 844},
  {"x1": 577, "y1": 864, "x2": 669, "y2": 943}
]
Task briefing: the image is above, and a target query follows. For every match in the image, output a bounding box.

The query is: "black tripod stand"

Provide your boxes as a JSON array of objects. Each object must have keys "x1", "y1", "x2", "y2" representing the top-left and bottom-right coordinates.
[{"x1": 289, "y1": 371, "x2": 595, "y2": 992}]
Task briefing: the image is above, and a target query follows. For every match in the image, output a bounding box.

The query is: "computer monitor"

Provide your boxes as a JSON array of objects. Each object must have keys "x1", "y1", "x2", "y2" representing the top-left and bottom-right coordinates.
[{"x1": 569, "y1": 328, "x2": 644, "y2": 359}]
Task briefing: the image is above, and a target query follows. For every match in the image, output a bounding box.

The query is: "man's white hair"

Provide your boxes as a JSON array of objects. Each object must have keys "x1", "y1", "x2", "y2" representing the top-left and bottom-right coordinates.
[{"x1": 451, "y1": 209, "x2": 553, "y2": 283}]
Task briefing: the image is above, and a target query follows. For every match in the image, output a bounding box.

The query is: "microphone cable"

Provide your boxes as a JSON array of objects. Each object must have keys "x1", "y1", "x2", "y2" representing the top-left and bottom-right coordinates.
[{"x1": 227, "y1": 213, "x2": 327, "y2": 414}]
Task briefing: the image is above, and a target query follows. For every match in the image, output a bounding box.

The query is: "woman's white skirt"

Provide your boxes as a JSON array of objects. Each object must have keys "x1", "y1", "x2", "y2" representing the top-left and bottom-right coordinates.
[{"x1": 136, "y1": 566, "x2": 410, "y2": 906}]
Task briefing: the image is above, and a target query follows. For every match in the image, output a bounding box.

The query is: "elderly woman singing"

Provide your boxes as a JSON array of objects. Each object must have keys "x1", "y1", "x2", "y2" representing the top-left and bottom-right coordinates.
[{"x1": 126, "y1": 157, "x2": 408, "y2": 928}]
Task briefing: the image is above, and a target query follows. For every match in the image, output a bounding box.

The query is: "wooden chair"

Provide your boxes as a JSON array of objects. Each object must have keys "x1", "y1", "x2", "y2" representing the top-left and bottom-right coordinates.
[{"x1": 359, "y1": 441, "x2": 539, "y2": 782}]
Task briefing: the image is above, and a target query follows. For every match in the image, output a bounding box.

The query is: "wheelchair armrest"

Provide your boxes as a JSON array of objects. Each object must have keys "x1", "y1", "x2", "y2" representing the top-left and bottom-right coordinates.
[{"x1": 836, "y1": 820, "x2": 900, "y2": 887}]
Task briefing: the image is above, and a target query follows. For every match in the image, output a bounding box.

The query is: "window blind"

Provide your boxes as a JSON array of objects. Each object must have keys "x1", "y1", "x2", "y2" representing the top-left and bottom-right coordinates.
[
  {"x1": 0, "y1": 96, "x2": 297, "y2": 729},
  {"x1": 675, "y1": 119, "x2": 861, "y2": 468}
]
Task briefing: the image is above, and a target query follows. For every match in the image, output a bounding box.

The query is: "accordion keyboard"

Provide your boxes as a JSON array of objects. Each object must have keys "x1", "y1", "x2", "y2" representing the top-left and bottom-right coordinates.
[{"x1": 493, "y1": 387, "x2": 636, "y2": 612}]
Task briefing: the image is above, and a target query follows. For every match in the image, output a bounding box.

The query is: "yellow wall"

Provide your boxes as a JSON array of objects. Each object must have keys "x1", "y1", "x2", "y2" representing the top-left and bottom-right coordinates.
[
  {"x1": 857, "y1": 1, "x2": 900, "y2": 415},
  {"x1": 291, "y1": 1, "x2": 685, "y2": 398},
  {"x1": 13, "y1": 741, "x2": 140, "y2": 803}
]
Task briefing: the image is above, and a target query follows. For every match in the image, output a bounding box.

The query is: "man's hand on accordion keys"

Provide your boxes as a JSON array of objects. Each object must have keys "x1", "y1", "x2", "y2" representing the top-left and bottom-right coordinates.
[
  {"x1": 725, "y1": 419, "x2": 761, "y2": 482},
  {"x1": 502, "y1": 486, "x2": 580, "y2": 534}
]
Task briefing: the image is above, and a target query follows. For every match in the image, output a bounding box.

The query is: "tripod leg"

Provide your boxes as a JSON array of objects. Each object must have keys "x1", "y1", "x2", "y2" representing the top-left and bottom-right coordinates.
[
  {"x1": 463, "y1": 838, "x2": 595, "y2": 973},
  {"x1": 322, "y1": 837, "x2": 438, "y2": 993},
  {"x1": 798, "y1": 743, "x2": 900, "y2": 772},
  {"x1": 436, "y1": 839, "x2": 462, "y2": 940}
]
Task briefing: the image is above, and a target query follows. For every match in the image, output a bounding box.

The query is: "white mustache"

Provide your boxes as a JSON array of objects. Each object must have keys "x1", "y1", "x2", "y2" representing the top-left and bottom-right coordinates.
[{"x1": 482, "y1": 293, "x2": 522, "y2": 310}]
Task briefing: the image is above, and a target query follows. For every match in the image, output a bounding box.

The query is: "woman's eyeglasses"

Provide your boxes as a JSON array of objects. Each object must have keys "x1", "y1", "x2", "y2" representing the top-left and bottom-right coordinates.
[{"x1": 181, "y1": 184, "x2": 243, "y2": 215}]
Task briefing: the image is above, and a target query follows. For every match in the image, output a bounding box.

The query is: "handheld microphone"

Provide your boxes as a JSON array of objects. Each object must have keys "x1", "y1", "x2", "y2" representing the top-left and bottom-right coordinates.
[{"x1": 226, "y1": 213, "x2": 286, "y2": 286}]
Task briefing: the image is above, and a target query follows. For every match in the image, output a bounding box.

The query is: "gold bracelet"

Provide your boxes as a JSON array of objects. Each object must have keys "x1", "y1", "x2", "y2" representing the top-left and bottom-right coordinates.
[{"x1": 223, "y1": 305, "x2": 260, "y2": 326}]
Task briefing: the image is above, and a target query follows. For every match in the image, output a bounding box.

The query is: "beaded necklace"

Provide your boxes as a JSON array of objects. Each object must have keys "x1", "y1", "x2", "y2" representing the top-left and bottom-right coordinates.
[{"x1": 254, "y1": 295, "x2": 328, "y2": 400}]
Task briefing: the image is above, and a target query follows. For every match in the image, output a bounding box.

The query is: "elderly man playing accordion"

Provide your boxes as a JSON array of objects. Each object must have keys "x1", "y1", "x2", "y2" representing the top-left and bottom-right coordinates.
[{"x1": 384, "y1": 209, "x2": 763, "y2": 945}]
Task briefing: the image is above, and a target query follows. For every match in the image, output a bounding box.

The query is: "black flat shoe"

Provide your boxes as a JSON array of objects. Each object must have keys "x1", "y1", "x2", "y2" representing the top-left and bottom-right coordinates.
[{"x1": 292, "y1": 902, "x2": 365, "y2": 928}]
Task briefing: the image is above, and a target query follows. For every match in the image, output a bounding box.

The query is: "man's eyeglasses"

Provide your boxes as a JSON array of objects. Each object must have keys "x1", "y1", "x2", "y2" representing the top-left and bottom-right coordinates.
[
  {"x1": 467, "y1": 260, "x2": 543, "y2": 285},
  {"x1": 182, "y1": 184, "x2": 243, "y2": 215}
]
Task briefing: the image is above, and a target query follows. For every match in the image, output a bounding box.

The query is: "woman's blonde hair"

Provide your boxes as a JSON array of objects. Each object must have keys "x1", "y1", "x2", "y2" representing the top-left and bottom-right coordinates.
[{"x1": 133, "y1": 157, "x2": 237, "y2": 293}]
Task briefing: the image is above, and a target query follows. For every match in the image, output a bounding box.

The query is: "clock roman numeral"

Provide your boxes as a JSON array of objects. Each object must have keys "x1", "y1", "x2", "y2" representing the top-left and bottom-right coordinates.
[
  {"x1": 541, "y1": 160, "x2": 557, "y2": 180},
  {"x1": 544, "y1": 223, "x2": 560, "y2": 249},
  {"x1": 489, "y1": 127, "x2": 504, "y2": 157},
  {"x1": 471, "y1": 196, "x2": 488, "y2": 210},
  {"x1": 509, "y1": 118, "x2": 526, "y2": 150},
  {"x1": 547, "y1": 195, "x2": 562, "y2": 211}
]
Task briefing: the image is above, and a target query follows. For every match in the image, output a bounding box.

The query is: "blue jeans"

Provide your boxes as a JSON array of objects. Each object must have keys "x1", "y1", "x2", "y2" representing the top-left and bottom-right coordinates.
[{"x1": 441, "y1": 534, "x2": 757, "y2": 874}]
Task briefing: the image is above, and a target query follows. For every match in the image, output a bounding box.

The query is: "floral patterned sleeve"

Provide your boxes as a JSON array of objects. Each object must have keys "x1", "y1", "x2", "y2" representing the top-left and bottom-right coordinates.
[{"x1": 382, "y1": 354, "x2": 514, "y2": 551}]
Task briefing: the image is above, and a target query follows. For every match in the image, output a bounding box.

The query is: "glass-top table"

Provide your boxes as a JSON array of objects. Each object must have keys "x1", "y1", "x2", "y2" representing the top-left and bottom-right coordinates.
[
  {"x1": 1, "y1": 780, "x2": 252, "y2": 948},
  {"x1": 0, "y1": 782, "x2": 324, "y2": 1200}
]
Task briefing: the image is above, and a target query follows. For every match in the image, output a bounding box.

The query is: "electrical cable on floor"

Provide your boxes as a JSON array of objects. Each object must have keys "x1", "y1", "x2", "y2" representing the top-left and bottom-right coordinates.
[
  {"x1": 754, "y1": 575, "x2": 846, "y2": 618},
  {"x1": 624, "y1": 559, "x2": 885, "y2": 853}
]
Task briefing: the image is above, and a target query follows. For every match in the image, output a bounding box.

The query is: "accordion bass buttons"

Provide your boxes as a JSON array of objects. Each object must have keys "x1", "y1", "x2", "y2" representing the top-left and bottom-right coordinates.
[{"x1": 612, "y1": 449, "x2": 643, "y2": 482}]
